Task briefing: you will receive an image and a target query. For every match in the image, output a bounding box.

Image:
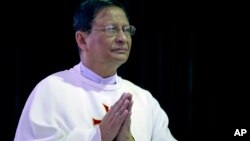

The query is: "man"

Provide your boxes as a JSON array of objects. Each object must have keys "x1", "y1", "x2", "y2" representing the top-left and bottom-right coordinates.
[{"x1": 14, "y1": 0, "x2": 177, "y2": 140}]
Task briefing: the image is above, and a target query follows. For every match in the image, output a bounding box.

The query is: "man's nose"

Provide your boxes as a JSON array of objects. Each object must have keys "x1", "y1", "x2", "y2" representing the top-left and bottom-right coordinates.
[{"x1": 115, "y1": 29, "x2": 128, "y2": 42}]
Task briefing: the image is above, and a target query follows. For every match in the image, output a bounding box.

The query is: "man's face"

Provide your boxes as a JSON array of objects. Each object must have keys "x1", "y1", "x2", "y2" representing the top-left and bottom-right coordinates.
[{"x1": 85, "y1": 6, "x2": 132, "y2": 68}]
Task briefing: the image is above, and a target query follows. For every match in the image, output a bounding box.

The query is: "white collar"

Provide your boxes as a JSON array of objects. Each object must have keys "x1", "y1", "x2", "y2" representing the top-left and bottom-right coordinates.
[{"x1": 80, "y1": 63, "x2": 117, "y2": 84}]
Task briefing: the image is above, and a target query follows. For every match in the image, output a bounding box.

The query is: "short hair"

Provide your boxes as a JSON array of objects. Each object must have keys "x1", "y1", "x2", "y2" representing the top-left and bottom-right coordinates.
[{"x1": 73, "y1": 0, "x2": 129, "y2": 32}]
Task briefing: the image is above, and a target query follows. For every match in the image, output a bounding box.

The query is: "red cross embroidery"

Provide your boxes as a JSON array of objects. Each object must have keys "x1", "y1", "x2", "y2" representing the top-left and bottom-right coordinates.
[{"x1": 92, "y1": 104, "x2": 109, "y2": 125}]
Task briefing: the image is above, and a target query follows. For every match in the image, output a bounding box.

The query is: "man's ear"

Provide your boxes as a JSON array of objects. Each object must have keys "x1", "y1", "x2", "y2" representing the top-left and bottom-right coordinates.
[{"x1": 75, "y1": 31, "x2": 89, "y2": 51}]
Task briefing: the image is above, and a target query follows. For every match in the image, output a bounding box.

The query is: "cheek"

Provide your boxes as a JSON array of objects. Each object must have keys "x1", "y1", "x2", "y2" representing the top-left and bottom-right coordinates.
[
  {"x1": 128, "y1": 40, "x2": 132, "y2": 50},
  {"x1": 88, "y1": 36, "x2": 106, "y2": 49},
  {"x1": 99, "y1": 38, "x2": 114, "y2": 50},
  {"x1": 93, "y1": 34, "x2": 112, "y2": 46},
  {"x1": 92, "y1": 39, "x2": 112, "y2": 55}
]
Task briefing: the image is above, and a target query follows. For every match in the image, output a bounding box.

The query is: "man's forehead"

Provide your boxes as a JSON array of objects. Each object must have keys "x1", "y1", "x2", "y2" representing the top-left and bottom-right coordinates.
[{"x1": 93, "y1": 6, "x2": 127, "y2": 23}]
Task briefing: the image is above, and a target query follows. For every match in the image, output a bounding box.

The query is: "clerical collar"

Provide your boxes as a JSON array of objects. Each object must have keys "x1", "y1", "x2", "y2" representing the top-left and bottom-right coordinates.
[{"x1": 80, "y1": 63, "x2": 117, "y2": 84}]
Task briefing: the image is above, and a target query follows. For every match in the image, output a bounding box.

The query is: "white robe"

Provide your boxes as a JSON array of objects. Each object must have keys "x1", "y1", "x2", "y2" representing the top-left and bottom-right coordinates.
[{"x1": 14, "y1": 63, "x2": 177, "y2": 141}]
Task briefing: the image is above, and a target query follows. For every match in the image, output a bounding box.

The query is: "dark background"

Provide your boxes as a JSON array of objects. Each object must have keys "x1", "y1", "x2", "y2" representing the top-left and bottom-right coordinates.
[{"x1": 1, "y1": 0, "x2": 248, "y2": 141}]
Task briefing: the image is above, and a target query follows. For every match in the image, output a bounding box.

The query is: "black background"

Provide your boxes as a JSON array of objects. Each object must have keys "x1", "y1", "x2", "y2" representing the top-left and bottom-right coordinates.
[{"x1": 1, "y1": 0, "x2": 248, "y2": 140}]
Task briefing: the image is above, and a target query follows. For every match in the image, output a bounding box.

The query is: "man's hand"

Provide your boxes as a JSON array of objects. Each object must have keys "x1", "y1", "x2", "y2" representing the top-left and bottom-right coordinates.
[
  {"x1": 115, "y1": 94, "x2": 134, "y2": 141},
  {"x1": 99, "y1": 93, "x2": 133, "y2": 141}
]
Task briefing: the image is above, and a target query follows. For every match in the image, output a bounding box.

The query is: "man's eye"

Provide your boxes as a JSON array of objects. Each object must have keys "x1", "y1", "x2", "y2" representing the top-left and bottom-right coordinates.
[
  {"x1": 123, "y1": 26, "x2": 131, "y2": 32},
  {"x1": 106, "y1": 26, "x2": 117, "y2": 32}
]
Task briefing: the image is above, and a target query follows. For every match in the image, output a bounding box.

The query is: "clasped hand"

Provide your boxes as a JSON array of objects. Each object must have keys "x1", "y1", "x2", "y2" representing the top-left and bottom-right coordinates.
[{"x1": 99, "y1": 93, "x2": 134, "y2": 141}]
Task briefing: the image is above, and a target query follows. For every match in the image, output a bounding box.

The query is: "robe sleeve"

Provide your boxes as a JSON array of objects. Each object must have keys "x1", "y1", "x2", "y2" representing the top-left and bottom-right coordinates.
[
  {"x1": 14, "y1": 77, "x2": 102, "y2": 141},
  {"x1": 151, "y1": 96, "x2": 177, "y2": 141}
]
